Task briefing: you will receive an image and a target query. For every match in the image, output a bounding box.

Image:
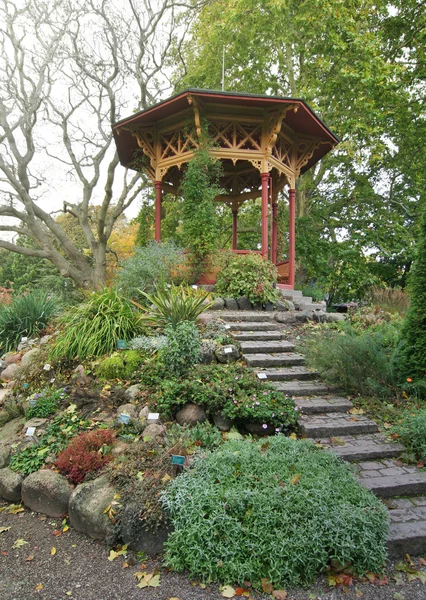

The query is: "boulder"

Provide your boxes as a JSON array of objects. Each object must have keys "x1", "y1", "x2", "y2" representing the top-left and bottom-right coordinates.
[
  {"x1": 0, "y1": 417, "x2": 26, "y2": 443},
  {"x1": 143, "y1": 424, "x2": 165, "y2": 441},
  {"x1": 4, "y1": 353, "x2": 22, "y2": 367},
  {"x1": 200, "y1": 344, "x2": 217, "y2": 365},
  {"x1": 224, "y1": 297, "x2": 239, "y2": 311},
  {"x1": 0, "y1": 467, "x2": 23, "y2": 502},
  {"x1": 69, "y1": 476, "x2": 116, "y2": 540},
  {"x1": 213, "y1": 413, "x2": 232, "y2": 432},
  {"x1": 111, "y1": 441, "x2": 130, "y2": 458},
  {"x1": 39, "y1": 335, "x2": 52, "y2": 346},
  {"x1": 22, "y1": 469, "x2": 72, "y2": 517},
  {"x1": 274, "y1": 312, "x2": 296, "y2": 324},
  {"x1": 295, "y1": 310, "x2": 314, "y2": 323},
  {"x1": 208, "y1": 297, "x2": 225, "y2": 311},
  {"x1": 0, "y1": 363, "x2": 21, "y2": 382},
  {"x1": 0, "y1": 445, "x2": 10, "y2": 468},
  {"x1": 120, "y1": 503, "x2": 170, "y2": 555},
  {"x1": 322, "y1": 312, "x2": 346, "y2": 323},
  {"x1": 116, "y1": 403, "x2": 137, "y2": 419},
  {"x1": 125, "y1": 384, "x2": 141, "y2": 402},
  {"x1": 175, "y1": 403, "x2": 207, "y2": 426},
  {"x1": 236, "y1": 296, "x2": 252, "y2": 310},
  {"x1": 24, "y1": 417, "x2": 48, "y2": 430},
  {"x1": 72, "y1": 364, "x2": 92, "y2": 386},
  {"x1": 20, "y1": 348, "x2": 41, "y2": 369},
  {"x1": 276, "y1": 299, "x2": 294, "y2": 311},
  {"x1": 264, "y1": 302, "x2": 275, "y2": 312},
  {"x1": 215, "y1": 344, "x2": 239, "y2": 364}
]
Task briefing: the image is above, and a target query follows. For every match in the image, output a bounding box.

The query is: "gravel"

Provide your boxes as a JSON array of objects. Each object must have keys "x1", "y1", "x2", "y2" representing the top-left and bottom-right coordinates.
[{"x1": 2, "y1": 501, "x2": 426, "y2": 600}]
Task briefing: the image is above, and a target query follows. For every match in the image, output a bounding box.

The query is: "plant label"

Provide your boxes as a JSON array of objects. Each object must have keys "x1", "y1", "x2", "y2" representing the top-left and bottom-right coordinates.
[
  {"x1": 25, "y1": 427, "x2": 36, "y2": 437},
  {"x1": 191, "y1": 285, "x2": 198, "y2": 289},
  {"x1": 116, "y1": 339, "x2": 127, "y2": 350},
  {"x1": 224, "y1": 346, "x2": 233, "y2": 354},
  {"x1": 224, "y1": 325, "x2": 231, "y2": 329},
  {"x1": 29, "y1": 398, "x2": 37, "y2": 407},
  {"x1": 21, "y1": 337, "x2": 28, "y2": 342},
  {"x1": 257, "y1": 372, "x2": 267, "y2": 380},
  {"x1": 119, "y1": 413, "x2": 131, "y2": 424},
  {"x1": 23, "y1": 383, "x2": 29, "y2": 389},
  {"x1": 171, "y1": 455, "x2": 185, "y2": 466},
  {"x1": 147, "y1": 413, "x2": 159, "y2": 422}
]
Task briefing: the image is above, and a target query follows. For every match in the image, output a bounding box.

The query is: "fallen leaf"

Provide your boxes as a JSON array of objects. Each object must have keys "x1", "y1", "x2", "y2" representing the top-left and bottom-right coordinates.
[
  {"x1": 50, "y1": 547, "x2": 57, "y2": 556},
  {"x1": 418, "y1": 557, "x2": 426, "y2": 566},
  {"x1": 289, "y1": 433, "x2": 297, "y2": 440},
  {"x1": 260, "y1": 578, "x2": 273, "y2": 593},
  {"x1": 355, "y1": 588, "x2": 363, "y2": 597},
  {"x1": 122, "y1": 562, "x2": 129, "y2": 569},
  {"x1": 108, "y1": 550, "x2": 119, "y2": 561},
  {"x1": 136, "y1": 572, "x2": 161, "y2": 588},
  {"x1": 8, "y1": 504, "x2": 24, "y2": 514},
  {"x1": 26, "y1": 555, "x2": 35, "y2": 562},
  {"x1": 53, "y1": 530, "x2": 62, "y2": 537},
  {"x1": 220, "y1": 585, "x2": 236, "y2": 598},
  {"x1": 382, "y1": 422, "x2": 392, "y2": 429},
  {"x1": 349, "y1": 408, "x2": 365, "y2": 415},
  {"x1": 290, "y1": 474, "x2": 301, "y2": 485},
  {"x1": 272, "y1": 591, "x2": 288, "y2": 600},
  {"x1": 393, "y1": 593, "x2": 405, "y2": 600},
  {"x1": 12, "y1": 538, "x2": 28, "y2": 549},
  {"x1": 349, "y1": 417, "x2": 358, "y2": 422},
  {"x1": 35, "y1": 584, "x2": 43, "y2": 591},
  {"x1": 406, "y1": 553, "x2": 415, "y2": 566},
  {"x1": 65, "y1": 592, "x2": 72, "y2": 596},
  {"x1": 330, "y1": 437, "x2": 346, "y2": 446},
  {"x1": 365, "y1": 572, "x2": 376, "y2": 583},
  {"x1": 0, "y1": 527, "x2": 11, "y2": 533},
  {"x1": 62, "y1": 525, "x2": 69, "y2": 533},
  {"x1": 391, "y1": 571, "x2": 405, "y2": 585},
  {"x1": 161, "y1": 473, "x2": 172, "y2": 483}
]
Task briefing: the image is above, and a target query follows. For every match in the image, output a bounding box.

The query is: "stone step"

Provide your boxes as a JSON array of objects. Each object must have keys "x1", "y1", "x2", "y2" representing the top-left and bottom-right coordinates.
[
  {"x1": 233, "y1": 331, "x2": 282, "y2": 342},
  {"x1": 317, "y1": 433, "x2": 405, "y2": 462},
  {"x1": 387, "y1": 498, "x2": 426, "y2": 557},
  {"x1": 357, "y1": 459, "x2": 426, "y2": 498},
  {"x1": 294, "y1": 297, "x2": 313, "y2": 308},
  {"x1": 295, "y1": 395, "x2": 353, "y2": 414},
  {"x1": 272, "y1": 380, "x2": 336, "y2": 396},
  {"x1": 279, "y1": 289, "x2": 303, "y2": 299},
  {"x1": 244, "y1": 353, "x2": 306, "y2": 368},
  {"x1": 298, "y1": 303, "x2": 327, "y2": 312},
  {"x1": 227, "y1": 322, "x2": 279, "y2": 331},
  {"x1": 299, "y1": 412, "x2": 378, "y2": 438},
  {"x1": 217, "y1": 311, "x2": 275, "y2": 322},
  {"x1": 241, "y1": 340, "x2": 295, "y2": 354},
  {"x1": 256, "y1": 367, "x2": 318, "y2": 381}
]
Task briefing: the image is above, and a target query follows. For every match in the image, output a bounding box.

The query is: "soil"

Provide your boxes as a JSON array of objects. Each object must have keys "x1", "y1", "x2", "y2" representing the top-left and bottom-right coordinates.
[{"x1": 1, "y1": 501, "x2": 426, "y2": 600}]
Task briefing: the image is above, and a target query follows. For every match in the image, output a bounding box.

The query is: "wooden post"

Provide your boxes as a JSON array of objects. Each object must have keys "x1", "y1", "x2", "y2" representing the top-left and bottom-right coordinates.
[
  {"x1": 232, "y1": 209, "x2": 238, "y2": 250},
  {"x1": 289, "y1": 187, "x2": 296, "y2": 288},
  {"x1": 154, "y1": 181, "x2": 162, "y2": 242},
  {"x1": 271, "y1": 201, "x2": 278, "y2": 265},
  {"x1": 261, "y1": 172, "x2": 269, "y2": 259}
]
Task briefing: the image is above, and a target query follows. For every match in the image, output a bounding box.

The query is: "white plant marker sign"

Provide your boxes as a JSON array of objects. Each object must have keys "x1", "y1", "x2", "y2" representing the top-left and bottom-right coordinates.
[
  {"x1": 147, "y1": 413, "x2": 159, "y2": 423},
  {"x1": 257, "y1": 372, "x2": 267, "y2": 380},
  {"x1": 25, "y1": 427, "x2": 36, "y2": 437},
  {"x1": 119, "y1": 413, "x2": 131, "y2": 425},
  {"x1": 224, "y1": 346, "x2": 233, "y2": 354}
]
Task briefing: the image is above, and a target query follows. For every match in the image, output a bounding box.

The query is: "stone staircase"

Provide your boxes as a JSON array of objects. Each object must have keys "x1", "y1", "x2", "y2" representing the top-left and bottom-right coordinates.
[{"x1": 220, "y1": 310, "x2": 426, "y2": 557}]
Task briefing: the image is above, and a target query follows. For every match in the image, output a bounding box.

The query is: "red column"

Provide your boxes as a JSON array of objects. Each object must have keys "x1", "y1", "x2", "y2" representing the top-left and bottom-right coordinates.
[
  {"x1": 271, "y1": 202, "x2": 278, "y2": 265},
  {"x1": 232, "y1": 209, "x2": 238, "y2": 250},
  {"x1": 261, "y1": 172, "x2": 269, "y2": 259},
  {"x1": 154, "y1": 181, "x2": 162, "y2": 242},
  {"x1": 289, "y1": 187, "x2": 296, "y2": 288}
]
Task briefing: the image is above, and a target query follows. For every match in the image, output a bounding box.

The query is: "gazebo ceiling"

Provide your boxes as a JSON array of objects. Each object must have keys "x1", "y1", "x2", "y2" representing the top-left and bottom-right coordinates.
[{"x1": 113, "y1": 89, "x2": 339, "y2": 184}]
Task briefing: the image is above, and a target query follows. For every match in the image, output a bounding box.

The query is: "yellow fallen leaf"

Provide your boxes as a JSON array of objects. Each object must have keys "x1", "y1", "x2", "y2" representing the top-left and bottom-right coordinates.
[
  {"x1": 0, "y1": 527, "x2": 11, "y2": 533},
  {"x1": 261, "y1": 578, "x2": 274, "y2": 594},
  {"x1": 122, "y1": 562, "x2": 129, "y2": 569},
  {"x1": 12, "y1": 538, "x2": 28, "y2": 549},
  {"x1": 162, "y1": 473, "x2": 172, "y2": 483},
  {"x1": 290, "y1": 474, "x2": 301, "y2": 485},
  {"x1": 35, "y1": 584, "x2": 43, "y2": 591},
  {"x1": 26, "y1": 555, "x2": 35, "y2": 561},
  {"x1": 108, "y1": 550, "x2": 119, "y2": 561},
  {"x1": 65, "y1": 592, "x2": 72, "y2": 596},
  {"x1": 136, "y1": 572, "x2": 161, "y2": 588},
  {"x1": 50, "y1": 547, "x2": 57, "y2": 556},
  {"x1": 62, "y1": 525, "x2": 69, "y2": 533},
  {"x1": 220, "y1": 585, "x2": 236, "y2": 598},
  {"x1": 289, "y1": 433, "x2": 297, "y2": 440},
  {"x1": 8, "y1": 504, "x2": 24, "y2": 514},
  {"x1": 349, "y1": 407, "x2": 364, "y2": 415}
]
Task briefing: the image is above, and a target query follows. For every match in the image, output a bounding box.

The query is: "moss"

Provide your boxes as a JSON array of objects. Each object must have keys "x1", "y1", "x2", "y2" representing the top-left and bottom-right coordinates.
[{"x1": 96, "y1": 354, "x2": 126, "y2": 379}]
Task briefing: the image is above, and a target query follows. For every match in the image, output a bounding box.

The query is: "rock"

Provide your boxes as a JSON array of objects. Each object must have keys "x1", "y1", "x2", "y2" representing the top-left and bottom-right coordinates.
[
  {"x1": 209, "y1": 297, "x2": 225, "y2": 311},
  {"x1": 215, "y1": 344, "x2": 239, "y2": 364},
  {"x1": 252, "y1": 303, "x2": 263, "y2": 311},
  {"x1": 244, "y1": 422, "x2": 276, "y2": 436},
  {"x1": 116, "y1": 403, "x2": 137, "y2": 419},
  {"x1": 90, "y1": 411, "x2": 114, "y2": 423},
  {"x1": 200, "y1": 284, "x2": 215, "y2": 293},
  {"x1": 17, "y1": 338, "x2": 37, "y2": 352},
  {"x1": 295, "y1": 310, "x2": 314, "y2": 323},
  {"x1": 125, "y1": 384, "x2": 141, "y2": 402},
  {"x1": 213, "y1": 413, "x2": 232, "y2": 432},
  {"x1": 175, "y1": 403, "x2": 207, "y2": 426},
  {"x1": 4, "y1": 353, "x2": 22, "y2": 367},
  {"x1": 0, "y1": 387, "x2": 10, "y2": 405},
  {"x1": 264, "y1": 302, "x2": 275, "y2": 312},
  {"x1": 0, "y1": 445, "x2": 10, "y2": 468},
  {"x1": 200, "y1": 344, "x2": 217, "y2": 365},
  {"x1": 20, "y1": 348, "x2": 41, "y2": 369},
  {"x1": 274, "y1": 312, "x2": 296, "y2": 324},
  {"x1": 22, "y1": 469, "x2": 73, "y2": 517},
  {"x1": 138, "y1": 406, "x2": 150, "y2": 420},
  {"x1": 24, "y1": 417, "x2": 48, "y2": 430},
  {"x1": 236, "y1": 296, "x2": 252, "y2": 310},
  {"x1": 0, "y1": 363, "x2": 21, "y2": 382},
  {"x1": 276, "y1": 299, "x2": 294, "y2": 311},
  {"x1": 322, "y1": 312, "x2": 346, "y2": 323},
  {"x1": 224, "y1": 297, "x2": 239, "y2": 311},
  {"x1": 0, "y1": 417, "x2": 26, "y2": 443},
  {"x1": 69, "y1": 476, "x2": 116, "y2": 540},
  {"x1": 312, "y1": 310, "x2": 327, "y2": 323},
  {"x1": 72, "y1": 364, "x2": 92, "y2": 386},
  {"x1": 39, "y1": 335, "x2": 51, "y2": 346},
  {"x1": 0, "y1": 467, "x2": 23, "y2": 502},
  {"x1": 111, "y1": 441, "x2": 130, "y2": 457},
  {"x1": 143, "y1": 424, "x2": 165, "y2": 440},
  {"x1": 120, "y1": 503, "x2": 171, "y2": 555}
]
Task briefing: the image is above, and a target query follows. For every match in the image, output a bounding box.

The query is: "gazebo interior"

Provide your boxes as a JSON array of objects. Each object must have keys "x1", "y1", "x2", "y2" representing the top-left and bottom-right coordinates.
[{"x1": 113, "y1": 89, "x2": 339, "y2": 289}]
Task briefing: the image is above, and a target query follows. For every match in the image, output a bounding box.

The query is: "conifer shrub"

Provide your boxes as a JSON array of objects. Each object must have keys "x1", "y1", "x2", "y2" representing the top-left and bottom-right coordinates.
[
  {"x1": 56, "y1": 429, "x2": 116, "y2": 484},
  {"x1": 163, "y1": 437, "x2": 388, "y2": 588}
]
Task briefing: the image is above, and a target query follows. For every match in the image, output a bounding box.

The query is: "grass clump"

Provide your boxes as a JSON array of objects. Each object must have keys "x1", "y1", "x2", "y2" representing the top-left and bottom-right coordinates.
[
  {"x1": 0, "y1": 290, "x2": 58, "y2": 353},
  {"x1": 163, "y1": 436, "x2": 388, "y2": 588},
  {"x1": 49, "y1": 288, "x2": 145, "y2": 360}
]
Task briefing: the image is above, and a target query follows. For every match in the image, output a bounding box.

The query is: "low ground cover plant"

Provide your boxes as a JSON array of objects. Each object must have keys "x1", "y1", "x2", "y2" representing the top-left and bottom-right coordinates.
[
  {"x1": 163, "y1": 436, "x2": 388, "y2": 588},
  {"x1": 0, "y1": 289, "x2": 58, "y2": 353},
  {"x1": 26, "y1": 387, "x2": 68, "y2": 419},
  {"x1": 215, "y1": 253, "x2": 279, "y2": 305},
  {"x1": 56, "y1": 428, "x2": 116, "y2": 484},
  {"x1": 50, "y1": 287, "x2": 145, "y2": 360},
  {"x1": 391, "y1": 409, "x2": 426, "y2": 462}
]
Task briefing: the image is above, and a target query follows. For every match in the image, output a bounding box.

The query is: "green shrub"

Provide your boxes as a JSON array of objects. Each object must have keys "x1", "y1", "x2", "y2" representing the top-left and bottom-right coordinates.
[
  {"x1": 159, "y1": 321, "x2": 202, "y2": 377},
  {"x1": 0, "y1": 290, "x2": 58, "y2": 353},
  {"x1": 303, "y1": 321, "x2": 400, "y2": 397},
  {"x1": 49, "y1": 288, "x2": 145, "y2": 360},
  {"x1": 163, "y1": 437, "x2": 388, "y2": 587},
  {"x1": 135, "y1": 283, "x2": 211, "y2": 329},
  {"x1": 116, "y1": 241, "x2": 185, "y2": 301},
  {"x1": 392, "y1": 409, "x2": 426, "y2": 461},
  {"x1": 164, "y1": 422, "x2": 223, "y2": 452},
  {"x1": 152, "y1": 364, "x2": 297, "y2": 429},
  {"x1": 215, "y1": 253, "x2": 279, "y2": 305},
  {"x1": 26, "y1": 388, "x2": 67, "y2": 419},
  {"x1": 96, "y1": 350, "x2": 143, "y2": 379}
]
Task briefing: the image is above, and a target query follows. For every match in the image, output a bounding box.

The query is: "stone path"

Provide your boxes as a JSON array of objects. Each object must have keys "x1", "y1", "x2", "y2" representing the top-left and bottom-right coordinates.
[{"x1": 219, "y1": 310, "x2": 426, "y2": 557}]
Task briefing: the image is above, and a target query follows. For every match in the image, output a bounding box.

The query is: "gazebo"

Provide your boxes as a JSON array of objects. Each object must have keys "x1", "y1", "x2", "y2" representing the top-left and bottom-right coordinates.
[{"x1": 113, "y1": 89, "x2": 339, "y2": 289}]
